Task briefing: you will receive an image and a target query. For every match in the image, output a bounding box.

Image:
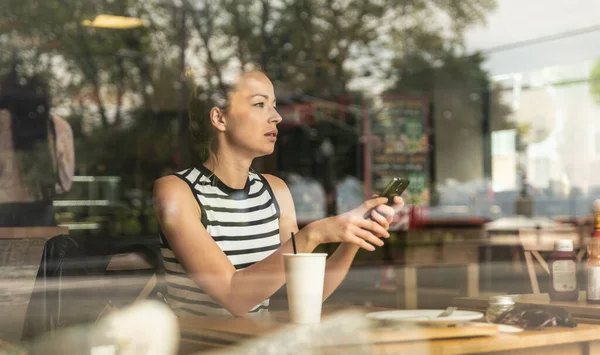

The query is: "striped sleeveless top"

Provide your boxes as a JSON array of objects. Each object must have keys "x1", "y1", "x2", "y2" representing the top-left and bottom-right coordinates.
[{"x1": 159, "y1": 165, "x2": 281, "y2": 317}]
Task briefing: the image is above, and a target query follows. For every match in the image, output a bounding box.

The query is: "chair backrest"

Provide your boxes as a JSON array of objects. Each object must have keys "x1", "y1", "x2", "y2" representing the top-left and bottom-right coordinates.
[{"x1": 21, "y1": 235, "x2": 162, "y2": 342}]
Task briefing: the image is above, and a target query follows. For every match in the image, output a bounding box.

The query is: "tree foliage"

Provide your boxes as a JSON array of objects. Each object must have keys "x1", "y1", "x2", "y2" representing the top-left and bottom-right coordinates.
[{"x1": 1, "y1": 0, "x2": 503, "y2": 189}]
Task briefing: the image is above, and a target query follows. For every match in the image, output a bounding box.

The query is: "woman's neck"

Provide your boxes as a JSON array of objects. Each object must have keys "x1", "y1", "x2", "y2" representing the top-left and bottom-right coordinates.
[{"x1": 203, "y1": 153, "x2": 253, "y2": 190}]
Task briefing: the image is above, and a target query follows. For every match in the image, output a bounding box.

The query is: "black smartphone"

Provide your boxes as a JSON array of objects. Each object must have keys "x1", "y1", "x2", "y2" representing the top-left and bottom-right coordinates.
[
  {"x1": 378, "y1": 177, "x2": 410, "y2": 206},
  {"x1": 364, "y1": 177, "x2": 410, "y2": 219}
]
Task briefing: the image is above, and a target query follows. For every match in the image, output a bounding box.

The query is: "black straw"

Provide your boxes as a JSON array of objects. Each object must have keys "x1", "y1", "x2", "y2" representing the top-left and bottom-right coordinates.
[{"x1": 291, "y1": 232, "x2": 297, "y2": 254}]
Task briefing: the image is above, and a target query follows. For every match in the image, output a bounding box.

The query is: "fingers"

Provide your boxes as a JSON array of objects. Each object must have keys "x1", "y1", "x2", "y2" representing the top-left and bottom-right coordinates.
[
  {"x1": 363, "y1": 197, "x2": 388, "y2": 210},
  {"x1": 351, "y1": 225, "x2": 385, "y2": 247},
  {"x1": 375, "y1": 205, "x2": 395, "y2": 223},
  {"x1": 393, "y1": 196, "x2": 405, "y2": 208},
  {"x1": 345, "y1": 234, "x2": 377, "y2": 251},
  {"x1": 370, "y1": 207, "x2": 390, "y2": 229},
  {"x1": 355, "y1": 217, "x2": 390, "y2": 238}
]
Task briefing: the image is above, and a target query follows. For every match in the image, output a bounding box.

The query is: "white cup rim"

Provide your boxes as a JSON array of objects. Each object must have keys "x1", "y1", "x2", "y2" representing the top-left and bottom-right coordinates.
[{"x1": 283, "y1": 253, "x2": 327, "y2": 257}]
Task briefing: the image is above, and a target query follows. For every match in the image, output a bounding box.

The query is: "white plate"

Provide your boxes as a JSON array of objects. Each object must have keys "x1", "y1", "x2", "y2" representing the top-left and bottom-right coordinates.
[{"x1": 366, "y1": 309, "x2": 484, "y2": 326}]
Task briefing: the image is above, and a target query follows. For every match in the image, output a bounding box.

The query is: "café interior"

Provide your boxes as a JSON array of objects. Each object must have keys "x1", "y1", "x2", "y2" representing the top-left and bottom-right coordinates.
[{"x1": 2, "y1": 0, "x2": 600, "y2": 354}]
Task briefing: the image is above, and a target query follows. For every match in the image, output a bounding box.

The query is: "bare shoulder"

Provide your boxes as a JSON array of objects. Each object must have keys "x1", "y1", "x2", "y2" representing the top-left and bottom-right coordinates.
[
  {"x1": 153, "y1": 175, "x2": 192, "y2": 203},
  {"x1": 262, "y1": 173, "x2": 289, "y2": 192},
  {"x1": 262, "y1": 174, "x2": 295, "y2": 212},
  {"x1": 261, "y1": 175, "x2": 298, "y2": 237},
  {"x1": 153, "y1": 175, "x2": 199, "y2": 221}
]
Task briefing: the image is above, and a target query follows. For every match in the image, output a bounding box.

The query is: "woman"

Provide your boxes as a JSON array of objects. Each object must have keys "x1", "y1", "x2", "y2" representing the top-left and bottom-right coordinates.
[
  {"x1": 153, "y1": 68, "x2": 403, "y2": 317},
  {"x1": 0, "y1": 67, "x2": 74, "y2": 226}
]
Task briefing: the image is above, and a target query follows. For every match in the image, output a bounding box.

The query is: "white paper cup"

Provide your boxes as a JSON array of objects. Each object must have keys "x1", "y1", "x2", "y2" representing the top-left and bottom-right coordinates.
[{"x1": 283, "y1": 253, "x2": 327, "y2": 324}]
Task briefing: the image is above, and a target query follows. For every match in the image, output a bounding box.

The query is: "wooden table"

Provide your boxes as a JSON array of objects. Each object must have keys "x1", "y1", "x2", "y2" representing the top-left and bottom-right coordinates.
[
  {"x1": 178, "y1": 305, "x2": 600, "y2": 355},
  {"x1": 0, "y1": 226, "x2": 68, "y2": 266},
  {"x1": 0, "y1": 226, "x2": 68, "y2": 239}
]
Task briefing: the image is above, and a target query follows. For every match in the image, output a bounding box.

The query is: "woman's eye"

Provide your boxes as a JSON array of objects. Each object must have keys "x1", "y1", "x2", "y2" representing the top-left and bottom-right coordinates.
[{"x1": 253, "y1": 102, "x2": 265, "y2": 107}]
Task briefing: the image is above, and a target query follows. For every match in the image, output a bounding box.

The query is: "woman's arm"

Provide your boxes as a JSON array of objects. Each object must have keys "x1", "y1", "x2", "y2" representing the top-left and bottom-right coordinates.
[
  {"x1": 154, "y1": 175, "x2": 390, "y2": 317},
  {"x1": 319, "y1": 196, "x2": 402, "y2": 300},
  {"x1": 154, "y1": 176, "x2": 318, "y2": 316},
  {"x1": 263, "y1": 175, "x2": 397, "y2": 301}
]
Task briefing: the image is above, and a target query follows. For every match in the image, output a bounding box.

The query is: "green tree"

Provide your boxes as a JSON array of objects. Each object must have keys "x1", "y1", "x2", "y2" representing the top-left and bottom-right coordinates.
[
  {"x1": 2, "y1": 0, "x2": 178, "y2": 127},
  {"x1": 2, "y1": 0, "x2": 502, "y2": 187},
  {"x1": 209, "y1": 0, "x2": 501, "y2": 183},
  {"x1": 188, "y1": 0, "x2": 497, "y2": 97}
]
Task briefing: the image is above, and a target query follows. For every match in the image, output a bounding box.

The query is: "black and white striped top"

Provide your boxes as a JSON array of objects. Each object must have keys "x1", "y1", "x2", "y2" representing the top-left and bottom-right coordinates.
[{"x1": 159, "y1": 165, "x2": 281, "y2": 317}]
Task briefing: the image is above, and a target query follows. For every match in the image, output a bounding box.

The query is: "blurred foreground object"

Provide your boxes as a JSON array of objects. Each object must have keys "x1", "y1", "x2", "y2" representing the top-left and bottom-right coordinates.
[
  {"x1": 199, "y1": 310, "x2": 372, "y2": 355},
  {"x1": 25, "y1": 300, "x2": 179, "y2": 355}
]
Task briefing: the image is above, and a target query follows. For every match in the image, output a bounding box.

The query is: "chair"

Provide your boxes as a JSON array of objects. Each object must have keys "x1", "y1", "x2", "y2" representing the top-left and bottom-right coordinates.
[{"x1": 21, "y1": 235, "x2": 161, "y2": 341}]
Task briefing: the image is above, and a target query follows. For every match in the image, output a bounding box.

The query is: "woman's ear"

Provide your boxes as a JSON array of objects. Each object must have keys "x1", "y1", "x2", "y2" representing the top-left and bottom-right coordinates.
[{"x1": 209, "y1": 107, "x2": 226, "y2": 132}]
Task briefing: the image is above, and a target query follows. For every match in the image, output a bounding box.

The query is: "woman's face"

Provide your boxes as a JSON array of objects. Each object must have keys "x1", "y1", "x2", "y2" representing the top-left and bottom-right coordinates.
[{"x1": 221, "y1": 72, "x2": 282, "y2": 158}]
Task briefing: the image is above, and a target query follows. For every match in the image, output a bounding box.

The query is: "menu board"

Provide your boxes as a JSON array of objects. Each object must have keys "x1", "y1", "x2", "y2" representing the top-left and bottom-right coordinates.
[{"x1": 368, "y1": 96, "x2": 430, "y2": 207}]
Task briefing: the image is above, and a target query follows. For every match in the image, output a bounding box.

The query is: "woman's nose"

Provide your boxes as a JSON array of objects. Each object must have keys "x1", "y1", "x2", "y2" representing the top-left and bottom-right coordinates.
[{"x1": 269, "y1": 107, "x2": 282, "y2": 124}]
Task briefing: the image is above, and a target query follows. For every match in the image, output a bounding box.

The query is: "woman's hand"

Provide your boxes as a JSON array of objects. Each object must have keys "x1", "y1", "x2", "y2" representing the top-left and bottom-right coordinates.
[
  {"x1": 367, "y1": 195, "x2": 405, "y2": 229},
  {"x1": 307, "y1": 196, "x2": 403, "y2": 251}
]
